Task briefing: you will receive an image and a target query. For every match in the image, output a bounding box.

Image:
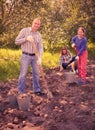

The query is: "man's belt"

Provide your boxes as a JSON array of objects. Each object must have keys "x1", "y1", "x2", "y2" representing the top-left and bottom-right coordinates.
[{"x1": 22, "y1": 52, "x2": 35, "y2": 56}]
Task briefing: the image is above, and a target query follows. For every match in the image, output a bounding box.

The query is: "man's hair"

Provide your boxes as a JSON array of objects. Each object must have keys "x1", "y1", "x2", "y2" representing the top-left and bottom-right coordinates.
[{"x1": 33, "y1": 17, "x2": 41, "y2": 22}]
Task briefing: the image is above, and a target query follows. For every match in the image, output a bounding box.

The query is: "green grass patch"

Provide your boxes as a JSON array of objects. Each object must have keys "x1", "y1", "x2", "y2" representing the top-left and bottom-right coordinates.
[
  {"x1": 42, "y1": 51, "x2": 59, "y2": 69},
  {"x1": 88, "y1": 42, "x2": 95, "y2": 58},
  {"x1": 0, "y1": 49, "x2": 59, "y2": 82},
  {"x1": 0, "y1": 44, "x2": 95, "y2": 82},
  {"x1": 0, "y1": 49, "x2": 21, "y2": 82}
]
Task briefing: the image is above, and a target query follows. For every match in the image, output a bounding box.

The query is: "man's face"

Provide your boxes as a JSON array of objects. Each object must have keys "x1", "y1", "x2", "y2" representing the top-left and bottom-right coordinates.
[{"x1": 32, "y1": 19, "x2": 41, "y2": 32}]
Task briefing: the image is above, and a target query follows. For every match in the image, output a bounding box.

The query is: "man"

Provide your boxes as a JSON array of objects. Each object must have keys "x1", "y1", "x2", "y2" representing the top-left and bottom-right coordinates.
[{"x1": 15, "y1": 18, "x2": 44, "y2": 96}]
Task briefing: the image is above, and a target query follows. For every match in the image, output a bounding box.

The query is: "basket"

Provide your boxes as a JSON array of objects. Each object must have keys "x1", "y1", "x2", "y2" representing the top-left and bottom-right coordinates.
[
  {"x1": 8, "y1": 94, "x2": 18, "y2": 106},
  {"x1": 8, "y1": 88, "x2": 18, "y2": 106},
  {"x1": 17, "y1": 94, "x2": 31, "y2": 111},
  {"x1": 65, "y1": 72, "x2": 76, "y2": 83}
]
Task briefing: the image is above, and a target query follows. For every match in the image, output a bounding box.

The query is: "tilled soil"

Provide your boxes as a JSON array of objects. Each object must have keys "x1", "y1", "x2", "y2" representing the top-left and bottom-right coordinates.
[{"x1": 0, "y1": 59, "x2": 95, "y2": 130}]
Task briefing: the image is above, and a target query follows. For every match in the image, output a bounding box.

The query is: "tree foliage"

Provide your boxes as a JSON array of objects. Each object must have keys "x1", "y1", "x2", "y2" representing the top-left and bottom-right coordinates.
[{"x1": 0, "y1": 0, "x2": 95, "y2": 51}]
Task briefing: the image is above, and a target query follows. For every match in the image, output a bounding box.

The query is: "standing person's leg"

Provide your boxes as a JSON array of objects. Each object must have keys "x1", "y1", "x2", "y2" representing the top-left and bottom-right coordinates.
[
  {"x1": 76, "y1": 51, "x2": 88, "y2": 85},
  {"x1": 18, "y1": 54, "x2": 30, "y2": 93},
  {"x1": 79, "y1": 51, "x2": 88, "y2": 82},
  {"x1": 78, "y1": 57, "x2": 81, "y2": 78},
  {"x1": 31, "y1": 56, "x2": 41, "y2": 93}
]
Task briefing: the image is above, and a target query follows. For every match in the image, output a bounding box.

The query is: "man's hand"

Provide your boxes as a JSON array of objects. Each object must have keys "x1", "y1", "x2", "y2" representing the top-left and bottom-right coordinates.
[{"x1": 26, "y1": 35, "x2": 34, "y2": 43}]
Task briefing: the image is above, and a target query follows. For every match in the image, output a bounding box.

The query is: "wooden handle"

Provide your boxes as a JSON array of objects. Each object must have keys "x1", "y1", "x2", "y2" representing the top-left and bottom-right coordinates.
[{"x1": 31, "y1": 41, "x2": 38, "y2": 60}]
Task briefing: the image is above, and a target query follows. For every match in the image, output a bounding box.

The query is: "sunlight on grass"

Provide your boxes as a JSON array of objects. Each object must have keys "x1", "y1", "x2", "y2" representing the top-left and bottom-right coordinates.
[
  {"x1": 0, "y1": 48, "x2": 21, "y2": 61},
  {"x1": 42, "y1": 52, "x2": 59, "y2": 69},
  {"x1": 0, "y1": 49, "x2": 60, "y2": 82},
  {"x1": 88, "y1": 42, "x2": 95, "y2": 58},
  {"x1": 0, "y1": 49, "x2": 21, "y2": 82}
]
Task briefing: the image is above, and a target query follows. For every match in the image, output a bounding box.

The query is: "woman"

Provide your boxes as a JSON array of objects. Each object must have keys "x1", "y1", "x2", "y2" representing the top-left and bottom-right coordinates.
[
  {"x1": 72, "y1": 27, "x2": 88, "y2": 85},
  {"x1": 59, "y1": 46, "x2": 76, "y2": 73}
]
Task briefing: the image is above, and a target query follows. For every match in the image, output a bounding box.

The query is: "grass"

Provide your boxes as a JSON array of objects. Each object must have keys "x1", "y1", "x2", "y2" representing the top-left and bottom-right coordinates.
[
  {"x1": 0, "y1": 49, "x2": 59, "y2": 82},
  {"x1": 0, "y1": 49, "x2": 21, "y2": 82},
  {"x1": 88, "y1": 42, "x2": 95, "y2": 58},
  {"x1": 42, "y1": 51, "x2": 59, "y2": 69},
  {"x1": 1, "y1": 44, "x2": 94, "y2": 82}
]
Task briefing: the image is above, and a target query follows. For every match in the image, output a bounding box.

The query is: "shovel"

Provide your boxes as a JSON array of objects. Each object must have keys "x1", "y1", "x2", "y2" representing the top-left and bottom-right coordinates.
[
  {"x1": 31, "y1": 38, "x2": 53, "y2": 100},
  {"x1": 39, "y1": 65, "x2": 53, "y2": 99}
]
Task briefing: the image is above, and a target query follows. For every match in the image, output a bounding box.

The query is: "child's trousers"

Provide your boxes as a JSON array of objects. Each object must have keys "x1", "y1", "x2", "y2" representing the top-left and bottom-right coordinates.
[{"x1": 78, "y1": 50, "x2": 88, "y2": 81}]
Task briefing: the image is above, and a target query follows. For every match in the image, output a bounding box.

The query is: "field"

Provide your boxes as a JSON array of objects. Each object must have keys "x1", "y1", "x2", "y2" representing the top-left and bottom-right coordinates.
[{"x1": 0, "y1": 57, "x2": 95, "y2": 130}]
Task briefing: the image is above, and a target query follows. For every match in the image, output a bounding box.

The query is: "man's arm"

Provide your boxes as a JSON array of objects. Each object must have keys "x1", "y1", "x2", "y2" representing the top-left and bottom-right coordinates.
[{"x1": 15, "y1": 28, "x2": 27, "y2": 45}]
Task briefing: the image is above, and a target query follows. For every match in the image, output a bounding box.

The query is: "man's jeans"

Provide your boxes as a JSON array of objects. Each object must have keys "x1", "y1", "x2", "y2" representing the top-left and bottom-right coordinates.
[{"x1": 18, "y1": 54, "x2": 41, "y2": 93}]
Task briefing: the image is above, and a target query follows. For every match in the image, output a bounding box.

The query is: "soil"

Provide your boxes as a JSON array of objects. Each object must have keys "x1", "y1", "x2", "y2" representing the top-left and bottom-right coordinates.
[{"x1": 0, "y1": 59, "x2": 95, "y2": 130}]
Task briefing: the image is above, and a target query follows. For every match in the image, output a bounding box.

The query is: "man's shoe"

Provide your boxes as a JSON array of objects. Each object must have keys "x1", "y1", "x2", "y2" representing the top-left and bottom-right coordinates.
[{"x1": 34, "y1": 91, "x2": 45, "y2": 96}]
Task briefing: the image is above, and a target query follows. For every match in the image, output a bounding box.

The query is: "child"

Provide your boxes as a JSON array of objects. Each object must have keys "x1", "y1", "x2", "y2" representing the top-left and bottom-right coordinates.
[
  {"x1": 72, "y1": 27, "x2": 88, "y2": 85},
  {"x1": 59, "y1": 46, "x2": 76, "y2": 73}
]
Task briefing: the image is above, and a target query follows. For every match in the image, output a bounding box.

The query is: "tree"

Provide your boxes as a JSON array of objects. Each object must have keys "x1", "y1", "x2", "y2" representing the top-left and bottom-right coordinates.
[
  {"x1": 81, "y1": 0, "x2": 95, "y2": 42},
  {"x1": 0, "y1": 0, "x2": 95, "y2": 50}
]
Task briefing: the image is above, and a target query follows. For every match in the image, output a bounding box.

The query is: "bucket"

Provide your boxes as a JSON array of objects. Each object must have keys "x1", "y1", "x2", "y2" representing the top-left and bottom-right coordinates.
[
  {"x1": 8, "y1": 95, "x2": 18, "y2": 106},
  {"x1": 8, "y1": 88, "x2": 18, "y2": 106},
  {"x1": 65, "y1": 72, "x2": 76, "y2": 83},
  {"x1": 17, "y1": 94, "x2": 31, "y2": 111}
]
